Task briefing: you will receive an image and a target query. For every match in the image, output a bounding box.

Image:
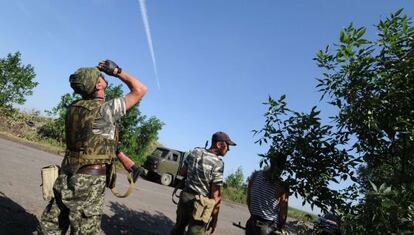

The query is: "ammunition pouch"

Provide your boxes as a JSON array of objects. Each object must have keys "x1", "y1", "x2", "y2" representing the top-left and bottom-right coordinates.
[
  {"x1": 41, "y1": 165, "x2": 60, "y2": 201},
  {"x1": 192, "y1": 194, "x2": 216, "y2": 223}
]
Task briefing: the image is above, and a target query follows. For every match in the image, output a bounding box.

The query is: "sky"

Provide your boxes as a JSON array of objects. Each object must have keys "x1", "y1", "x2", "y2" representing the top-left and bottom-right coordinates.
[{"x1": 1, "y1": 0, "x2": 413, "y2": 213}]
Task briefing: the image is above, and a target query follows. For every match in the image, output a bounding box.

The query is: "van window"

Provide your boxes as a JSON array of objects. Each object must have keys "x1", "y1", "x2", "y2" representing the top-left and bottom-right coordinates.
[
  {"x1": 172, "y1": 153, "x2": 179, "y2": 161},
  {"x1": 153, "y1": 149, "x2": 169, "y2": 159}
]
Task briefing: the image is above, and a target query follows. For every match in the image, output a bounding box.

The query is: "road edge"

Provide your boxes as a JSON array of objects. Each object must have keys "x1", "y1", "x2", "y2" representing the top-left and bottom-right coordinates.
[{"x1": 0, "y1": 131, "x2": 64, "y2": 157}]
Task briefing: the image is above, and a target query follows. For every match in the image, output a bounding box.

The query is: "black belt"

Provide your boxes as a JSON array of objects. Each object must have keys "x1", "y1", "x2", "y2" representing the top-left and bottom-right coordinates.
[{"x1": 77, "y1": 164, "x2": 106, "y2": 176}]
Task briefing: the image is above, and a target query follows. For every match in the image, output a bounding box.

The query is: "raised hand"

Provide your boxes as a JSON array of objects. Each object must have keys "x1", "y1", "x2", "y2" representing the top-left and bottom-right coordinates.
[{"x1": 97, "y1": 59, "x2": 122, "y2": 76}]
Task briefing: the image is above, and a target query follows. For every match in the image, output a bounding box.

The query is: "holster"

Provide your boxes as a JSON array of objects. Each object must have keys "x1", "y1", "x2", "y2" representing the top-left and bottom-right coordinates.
[
  {"x1": 41, "y1": 165, "x2": 60, "y2": 201},
  {"x1": 192, "y1": 194, "x2": 216, "y2": 223}
]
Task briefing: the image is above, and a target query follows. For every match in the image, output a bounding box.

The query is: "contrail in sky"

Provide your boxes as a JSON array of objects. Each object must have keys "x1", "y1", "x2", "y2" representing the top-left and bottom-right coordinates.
[{"x1": 138, "y1": 0, "x2": 160, "y2": 89}]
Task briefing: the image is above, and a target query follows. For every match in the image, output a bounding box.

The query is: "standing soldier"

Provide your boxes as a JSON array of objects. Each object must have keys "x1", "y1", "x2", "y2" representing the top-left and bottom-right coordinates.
[
  {"x1": 40, "y1": 60, "x2": 147, "y2": 234},
  {"x1": 171, "y1": 131, "x2": 236, "y2": 235}
]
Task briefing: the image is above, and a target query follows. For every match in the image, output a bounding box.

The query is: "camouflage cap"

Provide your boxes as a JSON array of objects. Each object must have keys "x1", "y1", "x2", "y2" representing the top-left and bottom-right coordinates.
[{"x1": 69, "y1": 67, "x2": 100, "y2": 97}]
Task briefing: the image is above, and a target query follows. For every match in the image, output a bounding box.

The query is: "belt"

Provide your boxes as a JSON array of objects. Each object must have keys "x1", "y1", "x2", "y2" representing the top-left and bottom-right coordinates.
[{"x1": 77, "y1": 164, "x2": 106, "y2": 176}]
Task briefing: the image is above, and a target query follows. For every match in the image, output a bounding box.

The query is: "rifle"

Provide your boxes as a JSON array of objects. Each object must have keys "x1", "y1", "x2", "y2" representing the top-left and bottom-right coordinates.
[{"x1": 232, "y1": 221, "x2": 246, "y2": 230}]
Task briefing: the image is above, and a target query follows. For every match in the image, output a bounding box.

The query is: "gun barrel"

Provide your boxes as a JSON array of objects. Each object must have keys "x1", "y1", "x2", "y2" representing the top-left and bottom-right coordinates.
[{"x1": 232, "y1": 221, "x2": 246, "y2": 230}]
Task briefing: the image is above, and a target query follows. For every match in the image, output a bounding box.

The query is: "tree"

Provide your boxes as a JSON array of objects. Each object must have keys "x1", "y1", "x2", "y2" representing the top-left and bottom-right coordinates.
[
  {"x1": 253, "y1": 96, "x2": 357, "y2": 212},
  {"x1": 225, "y1": 167, "x2": 245, "y2": 189},
  {"x1": 0, "y1": 52, "x2": 37, "y2": 108},
  {"x1": 314, "y1": 9, "x2": 414, "y2": 233},
  {"x1": 134, "y1": 116, "x2": 164, "y2": 164},
  {"x1": 223, "y1": 167, "x2": 247, "y2": 204},
  {"x1": 255, "y1": 9, "x2": 414, "y2": 233}
]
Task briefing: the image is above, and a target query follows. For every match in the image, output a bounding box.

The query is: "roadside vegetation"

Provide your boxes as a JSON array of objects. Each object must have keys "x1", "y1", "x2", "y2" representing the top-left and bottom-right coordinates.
[{"x1": 0, "y1": 107, "x2": 64, "y2": 151}]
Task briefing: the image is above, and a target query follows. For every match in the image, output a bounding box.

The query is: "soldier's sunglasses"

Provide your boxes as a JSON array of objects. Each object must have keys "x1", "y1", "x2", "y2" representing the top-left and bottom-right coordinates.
[{"x1": 99, "y1": 73, "x2": 108, "y2": 86}]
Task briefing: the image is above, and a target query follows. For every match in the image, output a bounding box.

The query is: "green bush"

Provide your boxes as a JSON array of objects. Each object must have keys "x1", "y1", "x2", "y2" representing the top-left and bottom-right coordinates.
[
  {"x1": 37, "y1": 120, "x2": 65, "y2": 144},
  {"x1": 222, "y1": 186, "x2": 247, "y2": 204},
  {"x1": 341, "y1": 182, "x2": 414, "y2": 234}
]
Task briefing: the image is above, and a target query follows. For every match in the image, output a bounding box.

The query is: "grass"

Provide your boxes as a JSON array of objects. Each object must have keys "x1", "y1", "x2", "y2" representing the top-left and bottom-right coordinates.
[
  {"x1": 288, "y1": 207, "x2": 316, "y2": 221},
  {"x1": 222, "y1": 186, "x2": 247, "y2": 204}
]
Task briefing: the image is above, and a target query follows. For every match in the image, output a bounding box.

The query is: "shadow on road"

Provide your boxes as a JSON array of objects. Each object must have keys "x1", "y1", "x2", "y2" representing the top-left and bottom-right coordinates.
[
  {"x1": 0, "y1": 191, "x2": 40, "y2": 234},
  {"x1": 102, "y1": 201, "x2": 174, "y2": 235}
]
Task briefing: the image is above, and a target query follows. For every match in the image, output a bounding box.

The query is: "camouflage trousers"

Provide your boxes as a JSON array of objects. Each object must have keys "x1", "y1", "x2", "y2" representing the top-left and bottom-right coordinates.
[
  {"x1": 40, "y1": 173, "x2": 106, "y2": 235},
  {"x1": 170, "y1": 191, "x2": 207, "y2": 235}
]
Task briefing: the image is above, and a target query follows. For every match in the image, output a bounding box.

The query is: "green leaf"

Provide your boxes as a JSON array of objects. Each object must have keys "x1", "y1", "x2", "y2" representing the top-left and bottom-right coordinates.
[
  {"x1": 379, "y1": 183, "x2": 386, "y2": 191},
  {"x1": 383, "y1": 187, "x2": 392, "y2": 194},
  {"x1": 357, "y1": 27, "x2": 366, "y2": 38},
  {"x1": 395, "y1": 8, "x2": 403, "y2": 16},
  {"x1": 316, "y1": 49, "x2": 323, "y2": 59},
  {"x1": 340, "y1": 31, "x2": 346, "y2": 43},
  {"x1": 381, "y1": 200, "x2": 392, "y2": 209},
  {"x1": 369, "y1": 181, "x2": 378, "y2": 192}
]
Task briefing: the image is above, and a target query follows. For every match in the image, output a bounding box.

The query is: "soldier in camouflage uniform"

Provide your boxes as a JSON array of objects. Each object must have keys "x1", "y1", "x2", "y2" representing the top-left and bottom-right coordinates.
[
  {"x1": 40, "y1": 60, "x2": 147, "y2": 235},
  {"x1": 171, "y1": 131, "x2": 236, "y2": 235}
]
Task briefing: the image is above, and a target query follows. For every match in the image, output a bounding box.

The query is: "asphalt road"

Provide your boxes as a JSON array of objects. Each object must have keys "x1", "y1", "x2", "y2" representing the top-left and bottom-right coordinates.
[
  {"x1": 0, "y1": 137, "x2": 303, "y2": 235},
  {"x1": 0, "y1": 137, "x2": 253, "y2": 235}
]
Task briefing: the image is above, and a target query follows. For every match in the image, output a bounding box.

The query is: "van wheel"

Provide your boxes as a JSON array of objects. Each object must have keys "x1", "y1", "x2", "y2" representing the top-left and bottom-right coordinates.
[{"x1": 160, "y1": 173, "x2": 173, "y2": 186}]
